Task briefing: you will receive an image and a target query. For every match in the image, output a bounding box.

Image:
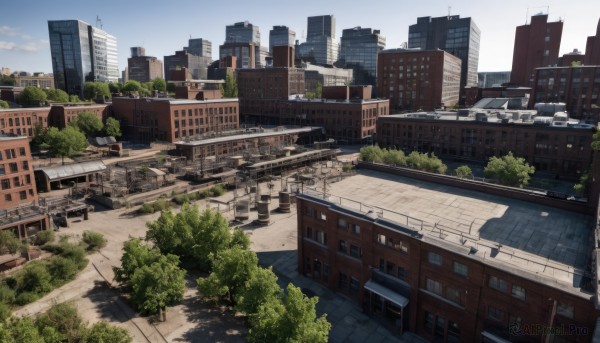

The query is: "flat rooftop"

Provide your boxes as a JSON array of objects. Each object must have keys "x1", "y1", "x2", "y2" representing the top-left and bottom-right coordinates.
[
  {"x1": 305, "y1": 169, "x2": 593, "y2": 295},
  {"x1": 174, "y1": 127, "x2": 321, "y2": 146}
]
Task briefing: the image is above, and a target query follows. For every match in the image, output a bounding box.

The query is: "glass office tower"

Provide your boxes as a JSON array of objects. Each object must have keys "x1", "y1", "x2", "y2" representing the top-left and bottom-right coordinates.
[
  {"x1": 339, "y1": 27, "x2": 386, "y2": 89},
  {"x1": 269, "y1": 26, "x2": 296, "y2": 54}
]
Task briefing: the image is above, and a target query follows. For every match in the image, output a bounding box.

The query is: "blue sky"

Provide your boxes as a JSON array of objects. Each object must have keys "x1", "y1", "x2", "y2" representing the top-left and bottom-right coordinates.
[{"x1": 1, "y1": 0, "x2": 598, "y2": 74}]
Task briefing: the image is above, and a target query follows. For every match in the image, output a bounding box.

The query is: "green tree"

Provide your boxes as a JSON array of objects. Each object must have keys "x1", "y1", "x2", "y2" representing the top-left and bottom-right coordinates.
[
  {"x1": 113, "y1": 238, "x2": 162, "y2": 286},
  {"x1": 8, "y1": 317, "x2": 44, "y2": 343},
  {"x1": 314, "y1": 81, "x2": 323, "y2": 98},
  {"x1": 70, "y1": 111, "x2": 104, "y2": 137},
  {"x1": 83, "y1": 321, "x2": 132, "y2": 343},
  {"x1": 83, "y1": 82, "x2": 110, "y2": 100},
  {"x1": 455, "y1": 165, "x2": 473, "y2": 179},
  {"x1": 166, "y1": 82, "x2": 176, "y2": 94},
  {"x1": 197, "y1": 247, "x2": 258, "y2": 302},
  {"x1": 0, "y1": 100, "x2": 9, "y2": 109},
  {"x1": 130, "y1": 254, "x2": 186, "y2": 318},
  {"x1": 109, "y1": 82, "x2": 123, "y2": 94},
  {"x1": 574, "y1": 171, "x2": 590, "y2": 197},
  {"x1": 382, "y1": 148, "x2": 406, "y2": 166},
  {"x1": 17, "y1": 86, "x2": 47, "y2": 107},
  {"x1": 122, "y1": 80, "x2": 142, "y2": 94},
  {"x1": 17, "y1": 262, "x2": 53, "y2": 294},
  {"x1": 359, "y1": 145, "x2": 385, "y2": 163},
  {"x1": 48, "y1": 256, "x2": 79, "y2": 283},
  {"x1": 0, "y1": 75, "x2": 15, "y2": 86},
  {"x1": 35, "y1": 302, "x2": 84, "y2": 342},
  {"x1": 0, "y1": 230, "x2": 22, "y2": 254},
  {"x1": 236, "y1": 266, "x2": 282, "y2": 315},
  {"x1": 484, "y1": 152, "x2": 535, "y2": 187},
  {"x1": 104, "y1": 117, "x2": 122, "y2": 138},
  {"x1": 68, "y1": 95, "x2": 80, "y2": 103},
  {"x1": 221, "y1": 73, "x2": 238, "y2": 98},
  {"x1": 82, "y1": 231, "x2": 107, "y2": 250},
  {"x1": 248, "y1": 284, "x2": 331, "y2": 343},
  {"x1": 152, "y1": 78, "x2": 166, "y2": 92},
  {"x1": 45, "y1": 126, "x2": 88, "y2": 164},
  {"x1": 591, "y1": 130, "x2": 600, "y2": 151},
  {"x1": 44, "y1": 88, "x2": 69, "y2": 102}
]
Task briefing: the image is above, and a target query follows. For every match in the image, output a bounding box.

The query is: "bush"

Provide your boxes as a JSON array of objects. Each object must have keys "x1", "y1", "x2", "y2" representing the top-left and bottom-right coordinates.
[
  {"x1": 34, "y1": 230, "x2": 55, "y2": 246},
  {"x1": 211, "y1": 184, "x2": 226, "y2": 196},
  {"x1": 0, "y1": 302, "x2": 11, "y2": 321},
  {"x1": 139, "y1": 203, "x2": 154, "y2": 214},
  {"x1": 0, "y1": 285, "x2": 16, "y2": 304},
  {"x1": 48, "y1": 256, "x2": 79, "y2": 283},
  {"x1": 56, "y1": 244, "x2": 88, "y2": 269},
  {"x1": 455, "y1": 165, "x2": 473, "y2": 179},
  {"x1": 15, "y1": 291, "x2": 40, "y2": 305},
  {"x1": 18, "y1": 261, "x2": 53, "y2": 294},
  {"x1": 82, "y1": 231, "x2": 107, "y2": 251}
]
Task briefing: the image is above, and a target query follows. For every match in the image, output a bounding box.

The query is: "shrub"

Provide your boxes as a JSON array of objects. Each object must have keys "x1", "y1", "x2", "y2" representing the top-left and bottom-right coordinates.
[
  {"x1": 15, "y1": 291, "x2": 40, "y2": 305},
  {"x1": 455, "y1": 165, "x2": 473, "y2": 179},
  {"x1": 34, "y1": 230, "x2": 55, "y2": 246},
  {"x1": 0, "y1": 284, "x2": 16, "y2": 304},
  {"x1": 152, "y1": 199, "x2": 170, "y2": 212},
  {"x1": 82, "y1": 231, "x2": 107, "y2": 251},
  {"x1": 18, "y1": 261, "x2": 53, "y2": 294},
  {"x1": 0, "y1": 302, "x2": 11, "y2": 321},
  {"x1": 57, "y1": 244, "x2": 88, "y2": 269},
  {"x1": 212, "y1": 184, "x2": 226, "y2": 196},
  {"x1": 48, "y1": 256, "x2": 79, "y2": 283},
  {"x1": 139, "y1": 203, "x2": 154, "y2": 214}
]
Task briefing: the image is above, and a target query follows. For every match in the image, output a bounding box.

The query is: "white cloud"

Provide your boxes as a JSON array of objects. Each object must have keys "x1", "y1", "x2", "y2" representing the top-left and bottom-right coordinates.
[
  {"x1": 0, "y1": 40, "x2": 46, "y2": 52},
  {"x1": 20, "y1": 34, "x2": 32, "y2": 40},
  {"x1": 0, "y1": 26, "x2": 17, "y2": 36}
]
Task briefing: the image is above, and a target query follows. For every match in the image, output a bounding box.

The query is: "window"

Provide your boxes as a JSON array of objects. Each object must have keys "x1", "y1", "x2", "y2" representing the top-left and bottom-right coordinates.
[
  {"x1": 377, "y1": 233, "x2": 386, "y2": 245},
  {"x1": 316, "y1": 231, "x2": 327, "y2": 245},
  {"x1": 349, "y1": 277, "x2": 360, "y2": 294},
  {"x1": 511, "y1": 285, "x2": 526, "y2": 300},
  {"x1": 305, "y1": 207, "x2": 315, "y2": 218},
  {"x1": 428, "y1": 252, "x2": 442, "y2": 266},
  {"x1": 320, "y1": 212, "x2": 327, "y2": 221},
  {"x1": 19, "y1": 147, "x2": 25, "y2": 156},
  {"x1": 488, "y1": 276, "x2": 508, "y2": 293},
  {"x1": 338, "y1": 218, "x2": 347, "y2": 229},
  {"x1": 8, "y1": 163, "x2": 17, "y2": 173},
  {"x1": 0, "y1": 165, "x2": 4, "y2": 175},
  {"x1": 350, "y1": 244, "x2": 361, "y2": 258},
  {"x1": 306, "y1": 226, "x2": 312, "y2": 239},
  {"x1": 453, "y1": 262, "x2": 468, "y2": 277},
  {"x1": 19, "y1": 190, "x2": 26, "y2": 200},
  {"x1": 4, "y1": 194, "x2": 11, "y2": 201},
  {"x1": 446, "y1": 287, "x2": 461, "y2": 305},
  {"x1": 426, "y1": 278, "x2": 442, "y2": 295},
  {"x1": 13, "y1": 177, "x2": 19, "y2": 187},
  {"x1": 351, "y1": 224, "x2": 360, "y2": 235},
  {"x1": 21, "y1": 161, "x2": 28, "y2": 170},
  {"x1": 424, "y1": 311, "x2": 434, "y2": 331},
  {"x1": 1, "y1": 179, "x2": 10, "y2": 190},
  {"x1": 557, "y1": 302, "x2": 574, "y2": 319},
  {"x1": 338, "y1": 240, "x2": 347, "y2": 253},
  {"x1": 339, "y1": 272, "x2": 348, "y2": 290},
  {"x1": 488, "y1": 306, "x2": 504, "y2": 321}
]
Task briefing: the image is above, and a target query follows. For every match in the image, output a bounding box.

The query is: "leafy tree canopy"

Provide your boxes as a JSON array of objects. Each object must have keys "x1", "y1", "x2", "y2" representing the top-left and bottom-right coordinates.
[
  {"x1": 0, "y1": 100, "x2": 9, "y2": 109},
  {"x1": 221, "y1": 73, "x2": 238, "y2": 98},
  {"x1": 45, "y1": 126, "x2": 88, "y2": 162},
  {"x1": 44, "y1": 88, "x2": 69, "y2": 102},
  {"x1": 152, "y1": 78, "x2": 166, "y2": 92},
  {"x1": 70, "y1": 111, "x2": 104, "y2": 137},
  {"x1": 455, "y1": 165, "x2": 473, "y2": 179},
  {"x1": 17, "y1": 86, "x2": 47, "y2": 107},
  {"x1": 83, "y1": 82, "x2": 111, "y2": 100},
  {"x1": 484, "y1": 152, "x2": 535, "y2": 187},
  {"x1": 104, "y1": 117, "x2": 122, "y2": 138}
]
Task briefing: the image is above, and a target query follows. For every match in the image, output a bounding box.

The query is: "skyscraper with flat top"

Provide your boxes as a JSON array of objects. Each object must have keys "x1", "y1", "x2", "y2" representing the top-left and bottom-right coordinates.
[
  {"x1": 220, "y1": 21, "x2": 267, "y2": 68},
  {"x1": 408, "y1": 15, "x2": 480, "y2": 101},
  {"x1": 340, "y1": 27, "x2": 386, "y2": 90},
  {"x1": 48, "y1": 20, "x2": 119, "y2": 97},
  {"x1": 298, "y1": 15, "x2": 339, "y2": 66},
  {"x1": 269, "y1": 26, "x2": 296, "y2": 54}
]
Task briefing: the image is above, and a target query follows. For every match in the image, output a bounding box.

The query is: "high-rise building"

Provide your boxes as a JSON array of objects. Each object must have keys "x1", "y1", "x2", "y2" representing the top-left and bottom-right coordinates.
[
  {"x1": 298, "y1": 15, "x2": 339, "y2": 66},
  {"x1": 188, "y1": 38, "x2": 212, "y2": 58},
  {"x1": 378, "y1": 49, "x2": 462, "y2": 111},
  {"x1": 408, "y1": 15, "x2": 480, "y2": 100},
  {"x1": 339, "y1": 27, "x2": 386, "y2": 89},
  {"x1": 585, "y1": 18, "x2": 600, "y2": 65},
  {"x1": 220, "y1": 21, "x2": 267, "y2": 69},
  {"x1": 127, "y1": 47, "x2": 163, "y2": 83},
  {"x1": 164, "y1": 49, "x2": 212, "y2": 81},
  {"x1": 48, "y1": 20, "x2": 119, "y2": 97},
  {"x1": 269, "y1": 26, "x2": 296, "y2": 54},
  {"x1": 478, "y1": 71, "x2": 511, "y2": 88},
  {"x1": 510, "y1": 14, "x2": 563, "y2": 87}
]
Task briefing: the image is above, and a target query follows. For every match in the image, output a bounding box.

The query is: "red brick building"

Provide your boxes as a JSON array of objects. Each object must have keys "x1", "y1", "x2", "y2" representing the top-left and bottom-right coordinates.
[
  {"x1": 0, "y1": 135, "x2": 37, "y2": 208},
  {"x1": 585, "y1": 19, "x2": 600, "y2": 66},
  {"x1": 0, "y1": 107, "x2": 49, "y2": 137},
  {"x1": 47, "y1": 104, "x2": 108, "y2": 129},
  {"x1": 531, "y1": 65, "x2": 600, "y2": 122},
  {"x1": 297, "y1": 170, "x2": 599, "y2": 342},
  {"x1": 510, "y1": 14, "x2": 563, "y2": 87},
  {"x1": 237, "y1": 67, "x2": 306, "y2": 111},
  {"x1": 376, "y1": 112, "x2": 594, "y2": 180},
  {"x1": 377, "y1": 49, "x2": 461, "y2": 112},
  {"x1": 110, "y1": 97, "x2": 239, "y2": 143}
]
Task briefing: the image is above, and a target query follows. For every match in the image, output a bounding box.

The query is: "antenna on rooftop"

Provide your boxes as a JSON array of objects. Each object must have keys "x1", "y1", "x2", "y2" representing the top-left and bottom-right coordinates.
[
  {"x1": 448, "y1": 6, "x2": 451, "y2": 19},
  {"x1": 96, "y1": 15, "x2": 103, "y2": 29}
]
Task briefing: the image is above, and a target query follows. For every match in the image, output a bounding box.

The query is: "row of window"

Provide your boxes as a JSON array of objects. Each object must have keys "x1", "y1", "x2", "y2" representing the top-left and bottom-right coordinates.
[
  {"x1": 174, "y1": 107, "x2": 238, "y2": 117},
  {"x1": 427, "y1": 252, "x2": 469, "y2": 277},
  {"x1": 1, "y1": 174, "x2": 32, "y2": 190},
  {"x1": 3, "y1": 189, "x2": 33, "y2": 202},
  {"x1": 425, "y1": 277, "x2": 463, "y2": 306},
  {"x1": 338, "y1": 239, "x2": 361, "y2": 259},
  {"x1": 0, "y1": 117, "x2": 33, "y2": 128},
  {"x1": 0, "y1": 148, "x2": 27, "y2": 161},
  {"x1": 337, "y1": 217, "x2": 360, "y2": 235},
  {"x1": 377, "y1": 233, "x2": 409, "y2": 253},
  {"x1": 0, "y1": 161, "x2": 29, "y2": 175}
]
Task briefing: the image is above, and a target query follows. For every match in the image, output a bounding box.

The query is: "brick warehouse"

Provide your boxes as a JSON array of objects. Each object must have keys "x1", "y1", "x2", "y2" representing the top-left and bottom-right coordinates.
[
  {"x1": 377, "y1": 49, "x2": 462, "y2": 112},
  {"x1": 110, "y1": 97, "x2": 239, "y2": 143},
  {"x1": 376, "y1": 111, "x2": 594, "y2": 180},
  {"x1": 296, "y1": 168, "x2": 599, "y2": 342}
]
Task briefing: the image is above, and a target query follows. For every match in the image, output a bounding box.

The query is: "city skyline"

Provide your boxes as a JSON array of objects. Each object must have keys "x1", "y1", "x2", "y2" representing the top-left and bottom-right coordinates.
[{"x1": 1, "y1": 0, "x2": 598, "y2": 75}]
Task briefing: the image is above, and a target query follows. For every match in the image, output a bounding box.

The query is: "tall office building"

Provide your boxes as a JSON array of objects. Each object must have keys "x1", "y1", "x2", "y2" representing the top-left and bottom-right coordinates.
[
  {"x1": 510, "y1": 14, "x2": 563, "y2": 87},
  {"x1": 298, "y1": 15, "x2": 339, "y2": 66},
  {"x1": 127, "y1": 47, "x2": 163, "y2": 83},
  {"x1": 408, "y1": 15, "x2": 480, "y2": 100},
  {"x1": 220, "y1": 21, "x2": 267, "y2": 68},
  {"x1": 585, "y1": 18, "x2": 600, "y2": 65},
  {"x1": 339, "y1": 27, "x2": 386, "y2": 89},
  {"x1": 269, "y1": 26, "x2": 296, "y2": 54},
  {"x1": 164, "y1": 49, "x2": 212, "y2": 81},
  {"x1": 188, "y1": 38, "x2": 212, "y2": 58},
  {"x1": 48, "y1": 20, "x2": 119, "y2": 97}
]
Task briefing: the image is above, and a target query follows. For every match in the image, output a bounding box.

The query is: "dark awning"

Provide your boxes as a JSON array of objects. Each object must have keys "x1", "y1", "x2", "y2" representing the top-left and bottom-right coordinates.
[{"x1": 364, "y1": 280, "x2": 409, "y2": 308}]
